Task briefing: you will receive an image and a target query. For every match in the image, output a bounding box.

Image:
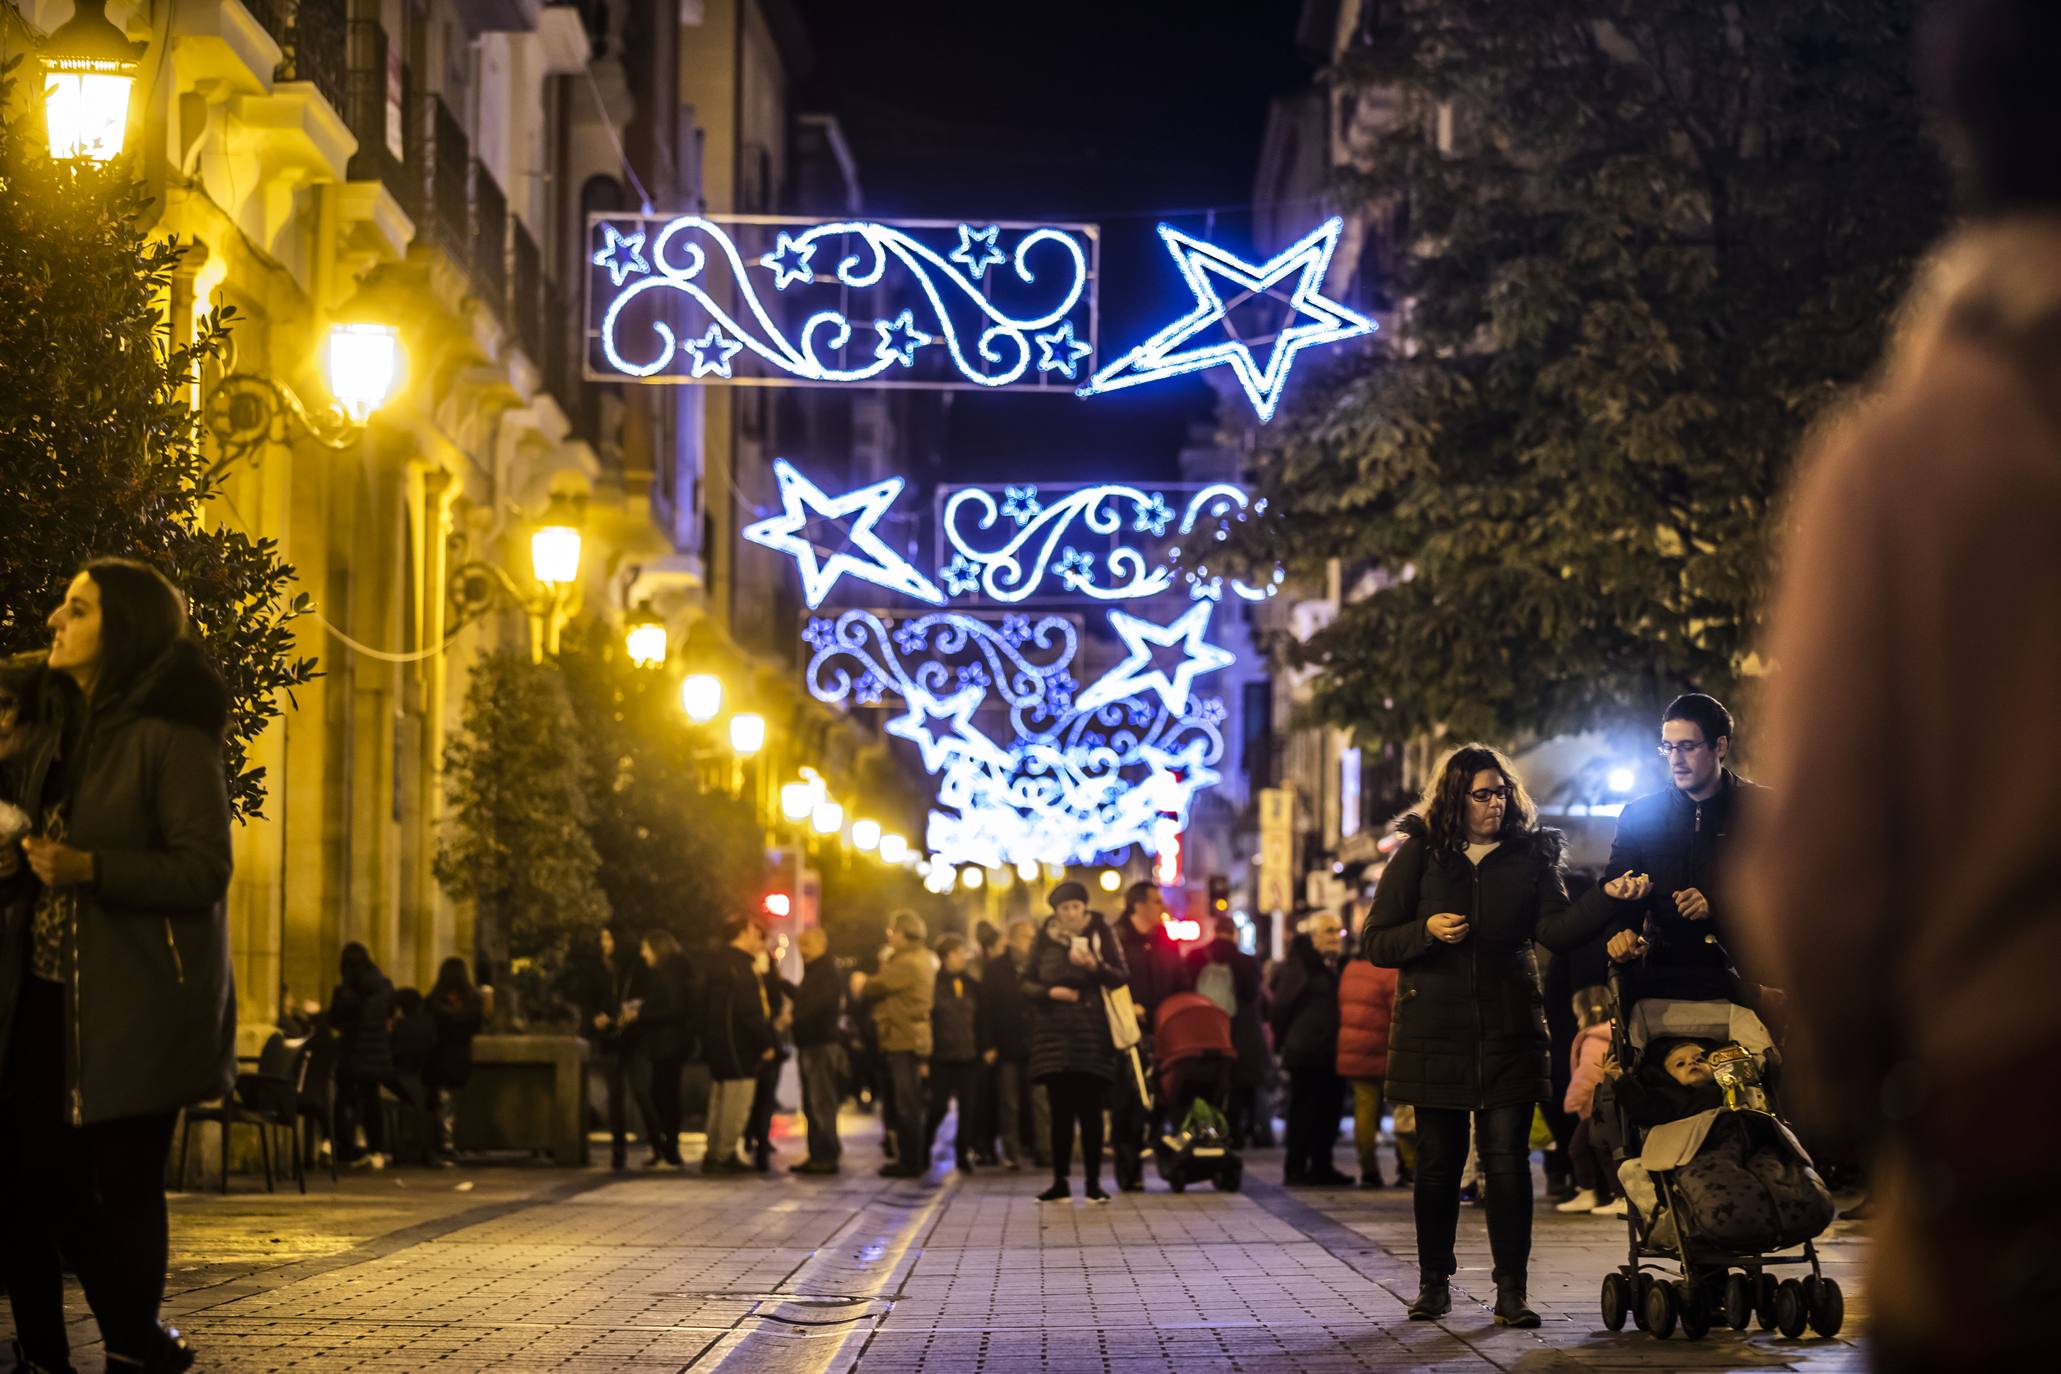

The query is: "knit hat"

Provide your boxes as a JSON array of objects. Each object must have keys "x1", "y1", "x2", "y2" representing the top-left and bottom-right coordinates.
[{"x1": 1047, "y1": 880, "x2": 1089, "y2": 909}]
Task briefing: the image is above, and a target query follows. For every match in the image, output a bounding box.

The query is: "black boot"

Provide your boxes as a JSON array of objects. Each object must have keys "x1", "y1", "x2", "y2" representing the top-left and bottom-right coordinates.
[
  {"x1": 1493, "y1": 1275, "x2": 1540, "y2": 1329},
  {"x1": 103, "y1": 1325, "x2": 197, "y2": 1373},
  {"x1": 1407, "y1": 1278, "x2": 1451, "y2": 1320},
  {"x1": 9, "y1": 1338, "x2": 77, "y2": 1374}
]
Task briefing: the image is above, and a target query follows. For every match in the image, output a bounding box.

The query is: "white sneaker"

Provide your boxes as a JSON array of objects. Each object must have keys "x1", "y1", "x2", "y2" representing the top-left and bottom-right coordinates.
[
  {"x1": 1593, "y1": 1197, "x2": 1628, "y2": 1217},
  {"x1": 1555, "y1": 1188, "x2": 1601, "y2": 1213}
]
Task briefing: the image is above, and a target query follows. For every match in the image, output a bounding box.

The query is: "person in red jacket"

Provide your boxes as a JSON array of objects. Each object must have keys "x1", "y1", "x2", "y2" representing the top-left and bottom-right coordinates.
[{"x1": 1336, "y1": 953, "x2": 1398, "y2": 1188}]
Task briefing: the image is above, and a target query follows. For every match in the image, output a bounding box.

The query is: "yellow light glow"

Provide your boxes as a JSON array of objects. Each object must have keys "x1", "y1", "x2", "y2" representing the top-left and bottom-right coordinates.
[
  {"x1": 850, "y1": 818, "x2": 881, "y2": 851},
  {"x1": 1015, "y1": 859, "x2": 1039, "y2": 883},
  {"x1": 1098, "y1": 869, "x2": 1122, "y2": 893},
  {"x1": 878, "y1": 833, "x2": 909, "y2": 865},
  {"x1": 960, "y1": 867, "x2": 984, "y2": 891},
  {"x1": 680, "y1": 674, "x2": 722, "y2": 723},
  {"x1": 624, "y1": 621, "x2": 668, "y2": 668},
  {"x1": 530, "y1": 527, "x2": 581, "y2": 586},
  {"x1": 811, "y1": 800, "x2": 843, "y2": 836},
  {"x1": 729, "y1": 713, "x2": 766, "y2": 756},
  {"x1": 780, "y1": 782, "x2": 814, "y2": 822},
  {"x1": 326, "y1": 323, "x2": 400, "y2": 422},
  {"x1": 43, "y1": 68, "x2": 132, "y2": 162}
]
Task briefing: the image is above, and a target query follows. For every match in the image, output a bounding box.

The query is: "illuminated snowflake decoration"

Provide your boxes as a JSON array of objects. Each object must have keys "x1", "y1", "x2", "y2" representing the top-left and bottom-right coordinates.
[{"x1": 1001, "y1": 485, "x2": 1042, "y2": 526}]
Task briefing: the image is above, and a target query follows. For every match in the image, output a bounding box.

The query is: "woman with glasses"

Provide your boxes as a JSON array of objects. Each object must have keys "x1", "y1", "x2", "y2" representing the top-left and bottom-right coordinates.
[{"x1": 1364, "y1": 744, "x2": 1625, "y2": 1328}]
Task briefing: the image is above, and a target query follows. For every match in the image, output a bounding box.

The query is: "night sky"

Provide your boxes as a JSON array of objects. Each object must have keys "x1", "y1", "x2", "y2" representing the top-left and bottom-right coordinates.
[{"x1": 795, "y1": 1, "x2": 1311, "y2": 484}]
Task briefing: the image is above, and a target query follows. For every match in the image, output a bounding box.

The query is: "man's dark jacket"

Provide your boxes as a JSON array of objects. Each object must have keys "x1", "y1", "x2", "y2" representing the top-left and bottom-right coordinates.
[
  {"x1": 931, "y1": 966, "x2": 982, "y2": 1064},
  {"x1": 1269, "y1": 934, "x2": 1341, "y2": 1071},
  {"x1": 792, "y1": 954, "x2": 843, "y2": 1049},
  {"x1": 700, "y1": 946, "x2": 777, "y2": 1079},
  {"x1": 1364, "y1": 818, "x2": 1610, "y2": 1111},
  {"x1": 1599, "y1": 770, "x2": 1769, "y2": 994},
  {"x1": 978, "y1": 947, "x2": 1033, "y2": 1061},
  {"x1": 1113, "y1": 912, "x2": 1189, "y2": 1024}
]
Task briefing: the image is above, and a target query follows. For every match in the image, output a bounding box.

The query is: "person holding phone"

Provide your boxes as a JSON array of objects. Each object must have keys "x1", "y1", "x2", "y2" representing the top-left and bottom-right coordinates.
[
  {"x1": 1022, "y1": 881, "x2": 1128, "y2": 1203},
  {"x1": 1364, "y1": 744, "x2": 1619, "y2": 1328}
]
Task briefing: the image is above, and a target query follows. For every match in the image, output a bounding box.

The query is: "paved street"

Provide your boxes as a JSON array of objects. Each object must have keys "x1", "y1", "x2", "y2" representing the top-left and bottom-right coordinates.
[{"x1": 10, "y1": 1114, "x2": 1870, "y2": 1372}]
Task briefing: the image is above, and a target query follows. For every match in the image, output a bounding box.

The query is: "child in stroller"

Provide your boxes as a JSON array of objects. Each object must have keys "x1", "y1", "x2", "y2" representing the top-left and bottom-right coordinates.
[
  {"x1": 1595, "y1": 977, "x2": 1844, "y2": 1343},
  {"x1": 1150, "y1": 992, "x2": 1244, "y2": 1193}
]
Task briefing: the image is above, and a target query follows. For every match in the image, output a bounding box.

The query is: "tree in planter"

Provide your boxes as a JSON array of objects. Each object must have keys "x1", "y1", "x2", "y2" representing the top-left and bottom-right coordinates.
[
  {"x1": 555, "y1": 622, "x2": 764, "y2": 954},
  {"x1": 1241, "y1": 2, "x2": 1946, "y2": 747},
  {"x1": 0, "y1": 63, "x2": 315, "y2": 817},
  {"x1": 434, "y1": 648, "x2": 610, "y2": 1014}
]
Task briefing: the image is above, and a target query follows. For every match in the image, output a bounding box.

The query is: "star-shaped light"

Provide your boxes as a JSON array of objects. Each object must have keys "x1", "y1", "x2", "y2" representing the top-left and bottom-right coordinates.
[
  {"x1": 874, "y1": 310, "x2": 935, "y2": 368},
  {"x1": 941, "y1": 554, "x2": 983, "y2": 597},
  {"x1": 1137, "y1": 738, "x2": 1223, "y2": 826},
  {"x1": 1079, "y1": 216, "x2": 1377, "y2": 422},
  {"x1": 1001, "y1": 485, "x2": 1041, "y2": 525},
  {"x1": 887, "y1": 685, "x2": 1009, "y2": 774},
  {"x1": 593, "y1": 224, "x2": 649, "y2": 287},
  {"x1": 949, "y1": 224, "x2": 1007, "y2": 280},
  {"x1": 1034, "y1": 321, "x2": 1094, "y2": 379},
  {"x1": 740, "y1": 458, "x2": 945, "y2": 608},
  {"x1": 758, "y1": 230, "x2": 819, "y2": 289},
  {"x1": 685, "y1": 325, "x2": 745, "y2": 378},
  {"x1": 1132, "y1": 492, "x2": 1174, "y2": 536},
  {"x1": 1073, "y1": 600, "x2": 1236, "y2": 715}
]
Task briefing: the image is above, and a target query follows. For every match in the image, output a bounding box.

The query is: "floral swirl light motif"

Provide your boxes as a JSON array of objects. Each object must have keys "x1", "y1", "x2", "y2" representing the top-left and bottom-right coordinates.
[
  {"x1": 591, "y1": 216, "x2": 1095, "y2": 391},
  {"x1": 940, "y1": 481, "x2": 1283, "y2": 603},
  {"x1": 803, "y1": 610, "x2": 1080, "y2": 715}
]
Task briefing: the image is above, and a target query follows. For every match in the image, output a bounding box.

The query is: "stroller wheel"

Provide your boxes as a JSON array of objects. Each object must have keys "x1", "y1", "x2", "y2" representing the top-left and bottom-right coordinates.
[
  {"x1": 1631, "y1": 1273, "x2": 1655, "y2": 1331},
  {"x1": 1722, "y1": 1273, "x2": 1754, "y2": 1330},
  {"x1": 1808, "y1": 1278, "x2": 1844, "y2": 1338},
  {"x1": 1600, "y1": 1272, "x2": 1632, "y2": 1331},
  {"x1": 1755, "y1": 1273, "x2": 1779, "y2": 1330},
  {"x1": 1774, "y1": 1279, "x2": 1810, "y2": 1338},
  {"x1": 1676, "y1": 1280, "x2": 1711, "y2": 1341},
  {"x1": 1215, "y1": 1158, "x2": 1243, "y2": 1193},
  {"x1": 1642, "y1": 1278, "x2": 1679, "y2": 1339},
  {"x1": 1168, "y1": 1176, "x2": 1187, "y2": 1193}
]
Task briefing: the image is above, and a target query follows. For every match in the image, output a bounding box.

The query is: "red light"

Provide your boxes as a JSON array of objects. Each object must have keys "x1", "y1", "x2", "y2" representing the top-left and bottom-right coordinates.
[
  {"x1": 763, "y1": 892, "x2": 792, "y2": 918},
  {"x1": 1162, "y1": 916, "x2": 1202, "y2": 942}
]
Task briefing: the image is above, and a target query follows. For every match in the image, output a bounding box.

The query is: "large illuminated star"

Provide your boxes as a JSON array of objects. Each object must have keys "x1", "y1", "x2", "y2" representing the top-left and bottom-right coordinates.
[
  {"x1": 684, "y1": 326, "x2": 744, "y2": 378},
  {"x1": 592, "y1": 224, "x2": 649, "y2": 287},
  {"x1": 758, "y1": 231, "x2": 818, "y2": 289},
  {"x1": 949, "y1": 224, "x2": 1007, "y2": 280},
  {"x1": 1079, "y1": 216, "x2": 1377, "y2": 422},
  {"x1": 1132, "y1": 738, "x2": 1223, "y2": 827},
  {"x1": 887, "y1": 685, "x2": 1009, "y2": 774},
  {"x1": 1073, "y1": 600, "x2": 1235, "y2": 715},
  {"x1": 740, "y1": 459, "x2": 945, "y2": 608}
]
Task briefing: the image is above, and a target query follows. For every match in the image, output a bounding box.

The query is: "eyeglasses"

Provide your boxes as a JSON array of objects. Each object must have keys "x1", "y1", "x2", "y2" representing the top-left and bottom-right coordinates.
[
  {"x1": 1656, "y1": 740, "x2": 1709, "y2": 758},
  {"x1": 1465, "y1": 786, "x2": 1514, "y2": 803}
]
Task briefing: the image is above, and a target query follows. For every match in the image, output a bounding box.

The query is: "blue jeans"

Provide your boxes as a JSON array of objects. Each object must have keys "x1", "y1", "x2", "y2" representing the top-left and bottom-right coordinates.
[{"x1": 1412, "y1": 1102, "x2": 1534, "y2": 1282}]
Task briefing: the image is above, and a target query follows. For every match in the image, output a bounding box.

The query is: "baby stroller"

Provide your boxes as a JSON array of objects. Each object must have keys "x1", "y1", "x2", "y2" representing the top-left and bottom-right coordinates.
[
  {"x1": 1597, "y1": 959, "x2": 1845, "y2": 1342},
  {"x1": 1150, "y1": 992, "x2": 1244, "y2": 1193}
]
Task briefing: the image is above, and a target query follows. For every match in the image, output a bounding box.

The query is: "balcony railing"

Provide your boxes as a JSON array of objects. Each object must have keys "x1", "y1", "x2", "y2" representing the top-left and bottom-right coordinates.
[
  {"x1": 511, "y1": 221, "x2": 545, "y2": 363},
  {"x1": 247, "y1": 0, "x2": 349, "y2": 119},
  {"x1": 424, "y1": 95, "x2": 471, "y2": 266},
  {"x1": 342, "y1": 20, "x2": 415, "y2": 218},
  {"x1": 471, "y1": 161, "x2": 508, "y2": 311}
]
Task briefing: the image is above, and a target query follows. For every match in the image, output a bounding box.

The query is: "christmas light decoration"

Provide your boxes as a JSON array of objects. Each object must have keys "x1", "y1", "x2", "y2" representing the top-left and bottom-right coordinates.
[
  {"x1": 741, "y1": 459, "x2": 945, "y2": 609},
  {"x1": 1071, "y1": 601, "x2": 1235, "y2": 715},
  {"x1": 1079, "y1": 217, "x2": 1376, "y2": 422}
]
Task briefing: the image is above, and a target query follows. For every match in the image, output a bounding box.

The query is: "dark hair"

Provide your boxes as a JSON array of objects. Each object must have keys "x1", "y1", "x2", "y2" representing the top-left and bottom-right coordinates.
[
  {"x1": 974, "y1": 920, "x2": 1000, "y2": 951},
  {"x1": 1661, "y1": 693, "x2": 1734, "y2": 746},
  {"x1": 395, "y1": 987, "x2": 423, "y2": 1016},
  {"x1": 934, "y1": 933, "x2": 967, "y2": 960},
  {"x1": 340, "y1": 941, "x2": 371, "y2": 978},
  {"x1": 642, "y1": 928, "x2": 680, "y2": 959},
  {"x1": 1401, "y1": 744, "x2": 1538, "y2": 852},
  {"x1": 431, "y1": 956, "x2": 474, "y2": 1001},
  {"x1": 720, "y1": 915, "x2": 761, "y2": 945},
  {"x1": 1921, "y1": 0, "x2": 2061, "y2": 216},
  {"x1": 80, "y1": 558, "x2": 188, "y2": 702},
  {"x1": 1122, "y1": 880, "x2": 1159, "y2": 914}
]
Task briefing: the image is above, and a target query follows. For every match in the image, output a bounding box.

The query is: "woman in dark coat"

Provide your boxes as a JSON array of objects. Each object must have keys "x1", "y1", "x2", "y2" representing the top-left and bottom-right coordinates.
[
  {"x1": 1021, "y1": 881, "x2": 1128, "y2": 1203},
  {"x1": 1365, "y1": 744, "x2": 1620, "y2": 1328},
  {"x1": 0, "y1": 559, "x2": 236, "y2": 1372},
  {"x1": 634, "y1": 930, "x2": 692, "y2": 1168},
  {"x1": 329, "y1": 942, "x2": 398, "y2": 1167},
  {"x1": 423, "y1": 957, "x2": 489, "y2": 1164}
]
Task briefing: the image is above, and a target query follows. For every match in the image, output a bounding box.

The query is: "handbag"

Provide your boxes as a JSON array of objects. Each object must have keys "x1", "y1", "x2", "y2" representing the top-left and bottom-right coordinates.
[{"x1": 1102, "y1": 982, "x2": 1143, "y2": 1051}]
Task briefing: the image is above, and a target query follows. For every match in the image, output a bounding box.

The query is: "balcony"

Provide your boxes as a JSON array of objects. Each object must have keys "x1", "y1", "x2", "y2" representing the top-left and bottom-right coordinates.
[
  {"x1": 247, "y1": 0, "x2": 349, "y2": 119},
  {"x1": 471, "y1": 161, "x2": 508, "y2": 311},
  {"x1": 511, "y1": 222, "x2": 545, "y2": 363},
  {"x1": 342, "y1": 20, "x2": 415, "y2": 218},
  {"x1": 423, "y1": 95, "x2": 471, "y2": 269}
]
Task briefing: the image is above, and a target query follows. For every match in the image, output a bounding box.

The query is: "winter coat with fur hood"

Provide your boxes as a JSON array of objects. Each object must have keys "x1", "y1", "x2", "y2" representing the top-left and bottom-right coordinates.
[
  {"x1": 1363, "y1": 816, "x2": 1610, "y2": 1111},
  {"x1": 0, "y1": 641, "x2": 236, "y2": 1125}
]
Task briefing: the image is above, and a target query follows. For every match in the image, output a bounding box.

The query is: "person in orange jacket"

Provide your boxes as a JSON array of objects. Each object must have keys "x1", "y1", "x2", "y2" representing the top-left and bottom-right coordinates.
[{"x1": 1337, "y1": 951, "x2": 1398, "y2": 1188}]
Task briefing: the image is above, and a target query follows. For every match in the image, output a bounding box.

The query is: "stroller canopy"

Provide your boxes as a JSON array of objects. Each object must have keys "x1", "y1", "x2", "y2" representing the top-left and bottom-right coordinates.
[
  {"x1": 1154, "y1": 991, "x2": 1235, "y2": 1067},
  {"x1": 1625, "y1": 998, "x2": 1774, "y2": 1057}
]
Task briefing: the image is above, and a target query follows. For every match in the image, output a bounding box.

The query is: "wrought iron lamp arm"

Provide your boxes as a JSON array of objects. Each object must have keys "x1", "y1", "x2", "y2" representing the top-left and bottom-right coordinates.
[{"x1": 203, "y1": 373, "x2": 359, "y2": 479}]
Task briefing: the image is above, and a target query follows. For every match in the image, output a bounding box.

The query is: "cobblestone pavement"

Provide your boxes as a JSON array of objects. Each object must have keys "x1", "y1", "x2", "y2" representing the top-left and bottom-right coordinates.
[{"x1": 5, "y1": 1114, "x2": 1872, "y2": 1372}]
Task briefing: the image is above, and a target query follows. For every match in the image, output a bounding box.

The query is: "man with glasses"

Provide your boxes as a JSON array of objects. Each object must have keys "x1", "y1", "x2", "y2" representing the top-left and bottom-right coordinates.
[{"x1": 1596, "y1": 694, "x2": 1768, "y2": 1001}]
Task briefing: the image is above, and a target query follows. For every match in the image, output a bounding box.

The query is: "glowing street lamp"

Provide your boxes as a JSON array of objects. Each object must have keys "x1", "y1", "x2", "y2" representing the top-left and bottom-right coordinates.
[
  {"x1": 326, "y1": 323, "x2": 401, "y2": 422},
  {"x1": 680, "y1": 674, "x2": 722, "y2": 724},
  {"x1": 1098, "y1": 868, "x2": 1123, "y2": 894},
  {"x1": 811, "y1": 799, "x2": 843, "y2": 836},
  {"x1": 849, "y1": 818, "x2": 881, "y2": 852},
  {"x1": 729, "y1": 713, "x2": 766, "y2": 757},
  {"x1": 878, "y1": 833, "x2": 909, "y2": 865},
  {"x1": 780, "y1": 782, "x2": 814, "y2": 823},
  {"x1": 530, "y1": 492, "x2": 584, "y2": 588},
  {"x1": 1015, "y1": 859, "x2": 1040, "y2": 884},
  {"x1": 960, "y1": 867, "x2": 985, "y2": 891},
  {"x1": 623, "y1": 602, "x2": 668, "y2": 668},
  {"x1": 41, "y1": 0, "x2": 144, "y2": 163}
]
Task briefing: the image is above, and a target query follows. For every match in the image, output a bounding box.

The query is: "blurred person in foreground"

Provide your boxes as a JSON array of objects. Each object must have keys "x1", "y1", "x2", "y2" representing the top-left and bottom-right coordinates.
[{"x1": 1735, "y1": 4, "x2": 2061, "y2": 1370}]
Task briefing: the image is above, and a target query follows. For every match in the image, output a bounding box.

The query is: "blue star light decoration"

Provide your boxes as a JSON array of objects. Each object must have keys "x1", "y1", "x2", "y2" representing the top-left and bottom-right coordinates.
[
  {"x1": 940, "y1": 555, "x2": 982, "y2": 597},
  {"x1": 875, "y1": 310, "x2": 934, "y2": 368},
  {"x1": 685, "y1": 326, "x2": 745, "y2": 378},
  {"x1": 1079, "y1": 216, "x2": 1377, "y2": 423},
  {"x1": 949, "y1": 224, "x2": 1007, "y2": 280},
  {"x1": 1034, "y1": 321, "x2": 1094, "y2": 379},
  {"x1": 887, "y1": 685, "x2": 1010, "y2": 773},
  {"x1": 1073, "y1": 600, "x2": 1236, "y2": 715},
  {"x1": 592, "y1": 224, "x2": 649, "y2": 287},
  {"x1": 758, "y1": 230, "x2": 818, "y2": 289},
  {"x1": 740, "y1": 458, "x2": 945, "y2": 609},
  {"x1": 1001, "y1": 486, "x2": 1042, "y2": 526}
]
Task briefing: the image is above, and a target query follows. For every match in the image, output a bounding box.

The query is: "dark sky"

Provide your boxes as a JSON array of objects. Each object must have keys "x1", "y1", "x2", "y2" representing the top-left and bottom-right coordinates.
[{"x1": 793, "y1": 1, "x2": 1312, "y2": 484}]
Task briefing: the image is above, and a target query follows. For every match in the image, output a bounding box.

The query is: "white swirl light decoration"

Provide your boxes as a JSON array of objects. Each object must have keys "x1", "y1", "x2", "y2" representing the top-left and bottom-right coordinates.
[
  {"x1": 594, "y1": 217, "x2": 1092, "y2": 389},
  {"x1": 802, "y1": 609, "x2": 1078, "y2": 713},
  {"x1": 942, "y1": 481, "x2": 1284, "y2": 604}
]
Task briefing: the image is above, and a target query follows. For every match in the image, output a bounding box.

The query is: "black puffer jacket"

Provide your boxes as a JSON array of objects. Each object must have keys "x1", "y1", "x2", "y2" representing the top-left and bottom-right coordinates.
[
  {"x1": 0, "y1": 642, "x2": 236, "y2": 1125},
  {"x1": 424, "y1": 987, "x2": 486, "y2": 1088},
  {"x1": 329, "y1": 958, "x2": 396, "y2": 1082},
  {"x1": 1364, "y1": 818, "x2": 1610, "y2": 1111},
  {"x1": 931, "y1": 966, "x2": 981, "y2": 1064},
  {"x1": 635, "y1": 953, "x2": 696, "y2": 1062},
  {"x1": 1022, "y1": 914, "x2": 1129, "y2": 1083},
  {"x1": 1269, "y1": 934, "x2": 1340, "y2": 1071}
]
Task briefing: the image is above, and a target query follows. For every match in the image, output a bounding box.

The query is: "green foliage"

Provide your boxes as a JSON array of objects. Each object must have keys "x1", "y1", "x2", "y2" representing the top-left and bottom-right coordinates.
[
  {"x1": 555, "y1": 622, "x2": 765, "y2": 952},
  {"x1": 0, "y1": 61, "x2": 317, "y2": 817},
  {"x1": 434, "y1": 649, "x2": 610, "y2": 966},
  {"x1": 1243, "y1": 1, "x2": 1946, "y2": 746}
]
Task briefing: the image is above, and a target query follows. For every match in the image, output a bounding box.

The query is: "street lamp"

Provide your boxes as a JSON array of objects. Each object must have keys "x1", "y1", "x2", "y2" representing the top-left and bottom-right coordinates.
[
  {"x1": 779, "y1": 782, "x2": 814, "y2": 823},
  {"x1": 811, "y1": 800, "x2": 844, "y2": 837},
  {"x1": 960, "y1": 866, "x2": 984, "y2": 891},
  {"x1": 623, "y1": 602, "x2": 667, "y2": 668},
  {"x1": 41, "y1": 0, "x2": 145, "y2": 163},
  {"x1": 729, "y1": 713, "x2": 766, "y2": 757},
  {"x1": 205, "y1": 322, "x2": 403, "y2": 476},
  {"x1": 1098, "y1": 868, "x2": 1123, "y2": 894},
  {"x1": 849, "y1": 818, "x2": 880, "y2": 852},
  {"x1": 681, "y1": 674, "x2": 722, "y2": 724},
  {"x1": 878, "y1": 833, "x2": 909, "y2": 865},
  {"x1": 326, "y1": 324, "x2": 402, "y2": 423},
  {"x1": 530, "y1": 492, "x2": 584, "y2": 588}
]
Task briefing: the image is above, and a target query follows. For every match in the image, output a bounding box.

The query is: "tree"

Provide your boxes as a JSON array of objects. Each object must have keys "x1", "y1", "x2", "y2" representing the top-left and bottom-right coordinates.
[
  {"x1": 0, "y1": 63, "x2": 315, "y2": 817},
  {"x1": 1243, "y1": 2, "x2": 1946, "y2": 746},
  {"x1": 434, "y1": 649, "x2": 610, "y2": 973},
  {"x1": 555, "y1": 622, "x2": 764, "y2": 952}
]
